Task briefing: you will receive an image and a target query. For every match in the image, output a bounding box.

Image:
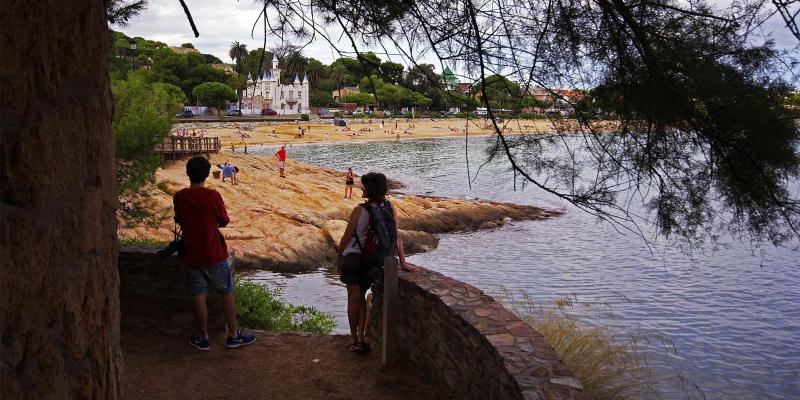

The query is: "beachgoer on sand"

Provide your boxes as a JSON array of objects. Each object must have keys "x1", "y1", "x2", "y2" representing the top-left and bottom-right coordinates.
[
  {"x1": 275, "y1": 144, "x2": 287, "y2": 178},
  {"x1": 336, "y1": 172, "x2": 420, "y2": 353},
  {"x1": 173, "y1": 156, "x2": 256, "y2": 351},
  {"x1": 221, "y1": 162, "x2": 237, "y2": 185},
  {"x1": 344, "y1": 167, "x2": 354, "y2": 199}
]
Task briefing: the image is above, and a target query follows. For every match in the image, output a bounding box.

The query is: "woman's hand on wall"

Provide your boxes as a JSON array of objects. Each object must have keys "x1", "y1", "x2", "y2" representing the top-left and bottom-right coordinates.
[{"x1": 401, "y1": 261, "x2": 421, "y2": 272}]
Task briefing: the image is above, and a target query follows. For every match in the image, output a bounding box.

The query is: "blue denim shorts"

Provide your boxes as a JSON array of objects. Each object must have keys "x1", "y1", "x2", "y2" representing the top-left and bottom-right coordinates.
[{"x1": 188, "y1": 258, "x2": 233, "y2": 295}]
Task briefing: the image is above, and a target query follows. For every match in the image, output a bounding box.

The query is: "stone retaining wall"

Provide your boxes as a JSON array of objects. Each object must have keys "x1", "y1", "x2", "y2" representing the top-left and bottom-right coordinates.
[{"x1": 369, "y1": 268, "x2": 588, "y2": 400}]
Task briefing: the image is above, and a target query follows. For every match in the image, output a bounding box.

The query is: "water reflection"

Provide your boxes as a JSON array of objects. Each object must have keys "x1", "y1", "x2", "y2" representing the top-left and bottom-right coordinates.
[{"x1": 250, "y1": 138, "x2": 800, "y2": 399}]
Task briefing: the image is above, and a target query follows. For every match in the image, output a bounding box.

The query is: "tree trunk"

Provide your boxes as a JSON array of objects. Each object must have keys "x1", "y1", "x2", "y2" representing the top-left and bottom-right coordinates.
[{"x1": 1, "y1": 1, "x2": 122, "y2": 398}]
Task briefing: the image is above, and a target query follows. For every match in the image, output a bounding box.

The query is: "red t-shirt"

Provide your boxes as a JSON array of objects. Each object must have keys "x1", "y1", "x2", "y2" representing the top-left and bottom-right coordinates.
[
  {"x1": 276, "y1": 148, "x2": 286, "y2": 161},
  {"x1": 173, "y1": 187, "x2": 230, "y2": 267}
]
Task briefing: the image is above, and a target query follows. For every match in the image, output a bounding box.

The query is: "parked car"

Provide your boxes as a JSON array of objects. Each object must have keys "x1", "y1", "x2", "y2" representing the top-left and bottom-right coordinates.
[
  {"x1": 227, "y1": 109, "x2": 242, "y2": 117},
  {"x1": 175, "y1": 109, "x2": 194, "y2": 118},
  {"x1": 261, "y1": 108, "x2": 278, "y2": 116}
]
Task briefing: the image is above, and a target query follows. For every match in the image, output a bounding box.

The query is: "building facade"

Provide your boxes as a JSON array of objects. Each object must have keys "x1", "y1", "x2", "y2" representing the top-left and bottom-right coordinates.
[
  {"x1": 241, "y1": 59, "x2": 309, "y2": 115},
  {"x1": 331, "y1": 86, "x2": 360, "y2": 101}
]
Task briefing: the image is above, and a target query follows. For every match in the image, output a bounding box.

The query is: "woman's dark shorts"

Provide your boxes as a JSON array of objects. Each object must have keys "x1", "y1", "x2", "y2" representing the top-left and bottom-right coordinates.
[{"x1": 340, "y1": 253, "x2": 376, "y2": 289}]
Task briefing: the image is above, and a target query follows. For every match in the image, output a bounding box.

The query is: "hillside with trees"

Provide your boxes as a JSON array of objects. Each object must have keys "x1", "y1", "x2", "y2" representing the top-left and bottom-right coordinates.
[{"x1": 109, "y1": 30, "x2": 536, "y2": 113}]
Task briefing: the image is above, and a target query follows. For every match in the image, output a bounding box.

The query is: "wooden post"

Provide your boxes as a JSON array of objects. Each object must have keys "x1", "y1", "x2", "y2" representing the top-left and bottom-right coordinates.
[{"x1": 382, "y1": 255, "x2": 399, "y2": 366}]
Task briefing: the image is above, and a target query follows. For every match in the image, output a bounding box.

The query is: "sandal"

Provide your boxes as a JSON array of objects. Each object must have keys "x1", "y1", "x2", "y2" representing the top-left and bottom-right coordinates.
[{"x1": 356, "y1": 341, "x2": 371, "y2": 353}]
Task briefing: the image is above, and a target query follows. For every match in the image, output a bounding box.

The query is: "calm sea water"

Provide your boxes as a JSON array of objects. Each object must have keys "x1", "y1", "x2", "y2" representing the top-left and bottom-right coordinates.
[{"x1": 250, "y1": 137, "x2": 800, "y2": 399}]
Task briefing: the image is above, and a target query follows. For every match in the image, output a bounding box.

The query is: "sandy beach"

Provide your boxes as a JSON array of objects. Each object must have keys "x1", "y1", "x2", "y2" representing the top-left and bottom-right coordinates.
[{"x1": 176, "y1": 118, "x2": 560, "y2": 148}]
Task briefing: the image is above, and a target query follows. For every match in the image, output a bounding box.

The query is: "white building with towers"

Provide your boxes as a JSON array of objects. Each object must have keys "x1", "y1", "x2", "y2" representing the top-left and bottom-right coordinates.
[{"x1": 241, "y1": 58, "x2": 309, "y2": 115}]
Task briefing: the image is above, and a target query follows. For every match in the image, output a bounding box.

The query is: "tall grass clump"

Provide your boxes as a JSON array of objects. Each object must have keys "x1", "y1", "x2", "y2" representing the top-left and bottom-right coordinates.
[
  {"x1": 497, "y1": 289, "x2": 662, "y2": 400},
  {"x1": 235, "y1": 279, "x2": 336, "y2": 335}
]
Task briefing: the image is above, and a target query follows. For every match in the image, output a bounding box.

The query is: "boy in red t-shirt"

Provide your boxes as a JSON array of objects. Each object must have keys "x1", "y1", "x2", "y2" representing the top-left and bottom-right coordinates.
[
  {"x1": 275, "y1": 144, "x2": 286, "y2": 178},
  {"x1": 174, "y1": 156, "x2": 255, "y2": 351}
]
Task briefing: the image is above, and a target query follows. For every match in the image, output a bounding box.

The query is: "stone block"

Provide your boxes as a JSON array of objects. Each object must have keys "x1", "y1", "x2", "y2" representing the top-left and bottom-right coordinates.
[{"x1": 550, "y1": 377, "x2": 583, "y2": 390}]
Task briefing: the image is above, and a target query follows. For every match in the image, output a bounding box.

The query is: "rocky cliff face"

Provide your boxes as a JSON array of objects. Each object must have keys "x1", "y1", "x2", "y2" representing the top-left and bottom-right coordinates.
[
  {"x1": 0, "y1": 2, "x2": 121, "y2": 398},
  {"x1": 119, "y1": 153, "x2": 560, "y2": 271}
]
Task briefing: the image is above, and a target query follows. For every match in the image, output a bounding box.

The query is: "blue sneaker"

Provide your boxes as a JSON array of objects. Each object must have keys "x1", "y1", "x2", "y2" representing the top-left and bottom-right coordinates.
[
  {"x1": 226, "y1": 330, "x2": 256, "y2": 349},
  {"x1": 189, "y1": 335, "x2": 210, "y2": 351}
]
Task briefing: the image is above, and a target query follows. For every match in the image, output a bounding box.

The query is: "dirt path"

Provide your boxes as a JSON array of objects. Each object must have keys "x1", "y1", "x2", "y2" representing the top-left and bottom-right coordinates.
[
  {"x1": 123, "y1": 333, "x2": 447, "y2": 400},
  {"x1": 120, "y1": 250, "x2": 448, "y2": 400}
]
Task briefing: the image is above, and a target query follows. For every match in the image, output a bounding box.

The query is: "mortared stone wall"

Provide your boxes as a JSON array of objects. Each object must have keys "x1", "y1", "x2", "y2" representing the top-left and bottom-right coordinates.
[{"x1": 369, "y1": 268, "x2": 588, "y2": 400}]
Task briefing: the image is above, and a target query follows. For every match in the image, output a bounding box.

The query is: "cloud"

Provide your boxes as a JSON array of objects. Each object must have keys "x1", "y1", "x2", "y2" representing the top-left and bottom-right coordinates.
[
  {"x1": 117, "y1": 0, "x2": 419, "y2": 65},
  {"x1": 117, "y1": 0, "x2": 799, "y2": 75}
]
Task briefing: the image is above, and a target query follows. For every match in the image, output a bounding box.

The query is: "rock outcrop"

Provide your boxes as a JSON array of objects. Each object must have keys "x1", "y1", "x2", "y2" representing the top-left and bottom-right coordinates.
[
  {"x1": 1, "y1": 2, "x2": 121, "y2": 399},
  {"x1": 119, "y1": 153, "x2": 560, "y2": 270}
]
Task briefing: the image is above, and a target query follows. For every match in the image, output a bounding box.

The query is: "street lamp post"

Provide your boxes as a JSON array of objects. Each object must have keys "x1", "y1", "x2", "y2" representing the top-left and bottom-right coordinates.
[{"x1": 128, "y1": 39, "x2": 137, "y2": 70}]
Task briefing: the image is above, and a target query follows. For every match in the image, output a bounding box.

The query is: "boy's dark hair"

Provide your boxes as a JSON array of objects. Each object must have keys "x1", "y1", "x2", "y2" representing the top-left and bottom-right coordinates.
[
  {"x1": 186, "y1": 156, "x2": 211, "y2": 183},
  {"x1": 361, "y1": 172, "x2": 388, "y2": 202}
]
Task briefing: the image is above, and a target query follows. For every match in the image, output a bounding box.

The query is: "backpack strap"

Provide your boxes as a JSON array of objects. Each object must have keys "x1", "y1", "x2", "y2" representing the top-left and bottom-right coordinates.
[{"x1": 353, "y1": 203, "x2": 373, "y2": 253}]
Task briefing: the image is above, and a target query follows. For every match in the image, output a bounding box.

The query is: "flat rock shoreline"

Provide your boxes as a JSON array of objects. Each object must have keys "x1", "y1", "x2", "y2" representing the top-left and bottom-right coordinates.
[{"x1": 119, "y1": 153, "x2": 561, "y2": 271}]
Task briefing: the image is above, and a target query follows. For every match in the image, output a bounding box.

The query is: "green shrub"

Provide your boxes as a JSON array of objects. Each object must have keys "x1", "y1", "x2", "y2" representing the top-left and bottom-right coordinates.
[
  {"x1": 517, "y1": 112, "x2": 540, "y2": 120},
  {"x1": 455, "y1": 111, "x2": 479, "y2": 118},
  {"x1": 429, "y1": 112, "x2": 442, "y2": 118},
  {"x1": 119, "y1": 236, "x2": 169, "y2": 248},
  {"x1": 367, "y1": 113, "x2": 382, "y2": 119},
  {"x1": 498, "y1": 113, "x2": 513, "y2": 119},
  {"x1": 333, "y1": 111, "x2": 343, "y2": 118},
  {"x1": 300, "y1": 113, "x2": 310, "y2": 121},
  {"x1": 235, "y1": 279, "x2": 336, "y2": 335},
  {"x1": 403, "y1": 112, "x2": 413, "y2": 119}
]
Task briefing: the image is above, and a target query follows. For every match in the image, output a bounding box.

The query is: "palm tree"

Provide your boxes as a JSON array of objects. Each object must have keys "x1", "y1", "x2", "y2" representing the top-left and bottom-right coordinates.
[
  {"x1": 329, "y1": 64, "x2": 351, "y2": 101},
  {"x1": 306, "y1": 59, "x2": 326, "y2": 88},
  {"x1": 228, "y1": 42, "x2": 248, "y2": 73},
  {"x1": 282, "y1": 50, "x2": 309, "y2": 82}
]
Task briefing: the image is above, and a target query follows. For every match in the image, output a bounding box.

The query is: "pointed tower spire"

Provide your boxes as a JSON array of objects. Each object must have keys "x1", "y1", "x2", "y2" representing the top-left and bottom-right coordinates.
[{"x1": 294, "y1": 74, "x2": 300, "y2": 85}]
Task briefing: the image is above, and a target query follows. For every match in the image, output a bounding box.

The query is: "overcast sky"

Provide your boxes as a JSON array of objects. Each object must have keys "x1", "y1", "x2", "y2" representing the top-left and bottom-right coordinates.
[
  {"x1": 118, "y1": 0, "x2": 434, "y2": 66},
  {"x1": 118, "y1": 0, "x2": 798, "y2": 76}
]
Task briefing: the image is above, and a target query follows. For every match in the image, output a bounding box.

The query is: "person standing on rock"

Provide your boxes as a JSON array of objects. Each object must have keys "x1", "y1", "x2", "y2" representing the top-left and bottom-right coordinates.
[
  {"x1": 275, "y1": 144, "x2": 287, "y2": 178},
  {"x1": 336, "y1": 172, "x2": 420, "y2": 353},
  {"x1": 174, "y1": 156, "x2": 256, "y2": 351},
  {"x1": 344, "y1": 167, "x2": 355, "y2": 199}
]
